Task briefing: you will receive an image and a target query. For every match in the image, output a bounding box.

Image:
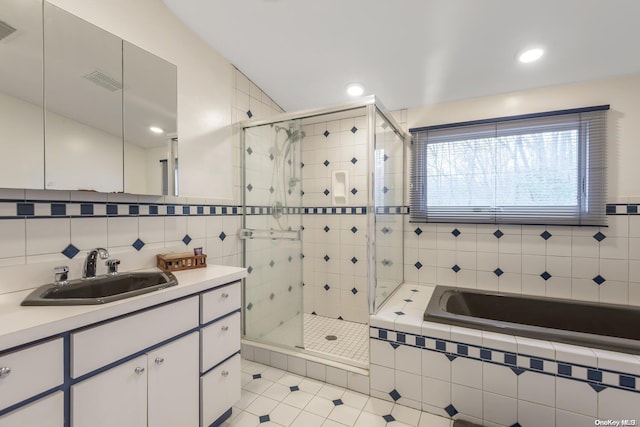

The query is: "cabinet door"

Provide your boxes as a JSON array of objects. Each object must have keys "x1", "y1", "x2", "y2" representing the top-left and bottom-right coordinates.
[
  {"x1": 147, "y1": 332, "x2": 199, "y2": 427},
  {"x1": 0, "y1": 392, "x2": 63, "y2": 427},
  {"x1": 71, "y1": 356, "x2": 147, "y2": 427}
]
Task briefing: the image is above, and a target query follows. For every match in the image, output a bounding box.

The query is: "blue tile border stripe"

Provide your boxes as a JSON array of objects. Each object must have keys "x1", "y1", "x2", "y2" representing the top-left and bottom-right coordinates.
[{"x1": 370, "y1": 326, "x2": 640, "y2": 394}]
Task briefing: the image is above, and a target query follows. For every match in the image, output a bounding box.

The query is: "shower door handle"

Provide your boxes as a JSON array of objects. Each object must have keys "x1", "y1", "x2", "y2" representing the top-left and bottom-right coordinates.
[
  {"x1": 239, "y1": 228, "x2": 300, "y2": 241},
  {"x1": 239, "y1": 229, "x2": 254, "y2": 239}
]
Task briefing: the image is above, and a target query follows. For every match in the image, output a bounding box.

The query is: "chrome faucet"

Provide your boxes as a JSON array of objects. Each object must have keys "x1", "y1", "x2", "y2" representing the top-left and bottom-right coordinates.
[{"x1": 83, "y1": 248, "x2": 109, "y2": 279}]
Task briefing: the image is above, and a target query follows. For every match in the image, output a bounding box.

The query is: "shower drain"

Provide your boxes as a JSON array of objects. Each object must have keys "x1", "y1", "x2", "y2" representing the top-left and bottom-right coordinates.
[{"x1": 325, "y1": 335, "x2": 337, "y2": 341}]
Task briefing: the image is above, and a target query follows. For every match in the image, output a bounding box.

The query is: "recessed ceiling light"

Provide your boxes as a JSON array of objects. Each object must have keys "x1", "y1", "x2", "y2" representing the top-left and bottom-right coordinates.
[
  {"x1": 149, "y1": 126, "x2": 164, "y2": 134},
  {"x1": 518, "y1": 48, "x2": 544, "y2": 63},
  {"x1": 346, "y1": 83, "x2": 364, "y2": 97}
]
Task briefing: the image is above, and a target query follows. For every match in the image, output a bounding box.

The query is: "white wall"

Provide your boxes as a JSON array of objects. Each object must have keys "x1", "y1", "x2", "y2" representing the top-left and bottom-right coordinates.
[{"x1": 48, "y1": 0, "x2": 234, "y2": 200}]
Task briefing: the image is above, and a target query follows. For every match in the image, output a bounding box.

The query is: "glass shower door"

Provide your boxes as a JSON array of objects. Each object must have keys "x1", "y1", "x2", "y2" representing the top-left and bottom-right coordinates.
[{"x1": 242, "y1": 119, "x2": 304, "y2": 349}]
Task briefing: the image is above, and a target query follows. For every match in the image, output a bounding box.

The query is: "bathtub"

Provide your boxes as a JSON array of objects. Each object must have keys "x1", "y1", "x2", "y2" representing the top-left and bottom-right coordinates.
[{"x1": 424, "y1": 285, "x2": 640, "y2": 355}]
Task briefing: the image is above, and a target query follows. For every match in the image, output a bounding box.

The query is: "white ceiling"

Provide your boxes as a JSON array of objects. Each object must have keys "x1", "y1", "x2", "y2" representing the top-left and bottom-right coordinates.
[{"x1": 163, "y1": 0, "x2": 640, "y2": 112}]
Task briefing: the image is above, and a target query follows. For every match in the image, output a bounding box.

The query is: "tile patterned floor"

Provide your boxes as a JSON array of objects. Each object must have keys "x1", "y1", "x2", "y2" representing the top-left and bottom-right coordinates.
[
  {"x1": 222, "y1": 359, "x2": 453, "y2": 427},
  {"x1": 303, "y1": 314, "x2": 369, "y2": 365}
]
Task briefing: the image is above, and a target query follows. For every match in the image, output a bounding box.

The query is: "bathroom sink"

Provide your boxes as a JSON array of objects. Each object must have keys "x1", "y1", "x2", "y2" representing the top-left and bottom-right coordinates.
[{"x1": 21, "y1": 271, "x2": 178, "y2": 306}]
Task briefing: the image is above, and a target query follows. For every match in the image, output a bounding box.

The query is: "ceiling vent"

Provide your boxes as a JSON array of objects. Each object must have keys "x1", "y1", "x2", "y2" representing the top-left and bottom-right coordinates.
[
  {"x1": 0, "y1": 20, "x2": 17, "y2": 42},
  {"x1": 82, "y1": 70, "x2": 123, "y2": 92}
]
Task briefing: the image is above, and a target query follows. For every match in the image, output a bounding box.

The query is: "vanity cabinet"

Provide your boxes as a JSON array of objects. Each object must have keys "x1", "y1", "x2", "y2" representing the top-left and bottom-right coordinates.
[
  {"x1": 0, "y1": 392, "x2": 63, "y2": 427},
  {"x1": 71, "y1": 332, "x2": 199, "y2": 427}
]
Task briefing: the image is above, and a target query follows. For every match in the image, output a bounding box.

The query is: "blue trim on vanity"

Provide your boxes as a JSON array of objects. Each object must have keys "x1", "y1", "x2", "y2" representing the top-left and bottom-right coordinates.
[{"x1": 210, "y1": 408, "x2": 233, "y2": 427}]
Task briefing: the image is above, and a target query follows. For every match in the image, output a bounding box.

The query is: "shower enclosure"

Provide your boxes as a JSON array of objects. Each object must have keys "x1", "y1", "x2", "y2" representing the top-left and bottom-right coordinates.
[{"x1": 241, "y1": 96, "x2": 406, "y2": 367}]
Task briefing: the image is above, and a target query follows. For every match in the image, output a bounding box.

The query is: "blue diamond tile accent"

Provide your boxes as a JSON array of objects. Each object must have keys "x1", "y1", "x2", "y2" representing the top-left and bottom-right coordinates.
[
  {"x1": 351, "y1": 157, "x2": 358, "y2": 164},
  {"x1": 396, "y1": 333, "x2": 406, "y2": 343},
  {"x1": 81, "y1": 204, "x2": 94, "y2": 215},
  {"x1": 381, "y1": 227, "x2": 390, "y2": 234},
  {"x1": 541, "y1": 230, "x2": 552, "y2": 240},
  {"x1": 404, "y1": 299, "x2": 413, "y2": 302},
  {"x1": 481, "y1": 349, "x2": 492, "y2": 360},
  {"x1": 351, "y1": 257, "x2": 358, "y2": 264},
  {"x1": 590, "y1": 384, "x2": 606, "y2": 393},
  {"x1": 414, "y1": 227, "x2": 422, "y2": 236},
  {"x1": 494, "y1": 229, "x2": 504, "y2": 238},
  {"x1": 511, "y1": 367, "x2": 525, "y2": 375},
  {"x1": 107, "y1": 204, "x2": 118, "y2": 215},
  {"x1": 351, "y1": 126, "x2": 358, "y2": 133},
  {"x1": 311, "y1": 311, "x2": 316, "y2": 315},
  {"x1": 17, "y1": 203, "x2": 34, "y2": 216},
  {"x1": 269, "y1": 260, "x2": 275, "y2": 268},
  {"x1": 324, "y1": 284, "x2": 330, "y2": 291},
  {"x1": 436, "y1": 340, "x2": 446, "y2": 351},
  {"x1": 351, "y1": 188, "x2": 358, "y2": 195},
  {"x1": 389, "y1": 389, "x2": 401, "y2": 401},
  {"x1": 593, "y1": 275, "x2": 606, "y2": 285},
  {"x1": 246, "y1": 110, "x2": 253, "y2": 118},
  {"x1": 252, "y1": 374, "x2": 261, "y2": 379},
  {"x1": 332, "y1": 399, "x2": 343, "y2": 406},
  {"x1": 290, "y1": 385, "x2": 299, "y2": 391},
  {"x1": 51, "y1": 203, "x2": 66, "y2": 216},
  {"x1": 269, "y1": 293, "x2": 275, "y2": 300},
  {"x1": 588, "y1": 369, "x2": 603, "y2": 382},
  {"x1": 558, "y1": 363, "x2": 572, "y2": 376},
  {"x1": 511, "y1": 424, "x2": 522, "y2": 427},
  {"x1": 416, "y1": 337, "x2": 425, "y2": 347},
  {"x1": 415, "y1": 262, "x2": 423, "y2": 270},
  {"x1": 247, "y1": 266, "x2": 253, "y2": 274},
  {"x1": 383, "y1": 154, "x2": 389, "y2": 161},
  {"x1": 246, "y1": 183, "x2": 253, "y2": 192},
  {"x1": 378, "y1": 330, "x2": 387, "y2": 339},
  {"x1": 395, "y1": 311, "x2": 405, "y2": 316},
  {"x1": 288, "y1": 285, "x2": 292, "y2": 292},
  {"x1": 324, "y1": 226, "x2": 330, "y2": 232},
  {"x1": 606, "y1": 204, "x2": 616, "y2": 214},
  {"x1": 382, "y1": 415, "x2": 395, "y2": 422},
  {"x1": 390, "y1": 343, "x2": 400, "y2": 349},
  {"x1": 323, "y1": 160, "x2": 330, "y2": 167},
  {"x1": 451, "y1": 228, "x2": 461, "y2": 237},
  {"x1": 323, "y1": 189, "x2": 330, "y2": 196},
  {"x1": 247, "y1": 302, "x2": 253, "y2": 310},
  {"x1": 541, "y1": 271, "x2": 552, "y2": 281},
  {"x1": 446, "y1": 354, "x2": 457, "y2": 361},
  {"x1": 62, "y1": 244, "x2": 80, "y2": 259},
  {"x1": 351, "y1": 288, "x2": 358, "y2": 295},
  {"x1": 504, "y1": 353, "x2": 517, "y2": 365},
  {"x1": 594, "y1": 231, "x2": 606, "y2": 242},
  {"x1": 323, "y1": 130, "x2": 330, "y2": 137},
  {"x1": 182, "y1": 234, "x2": 192, "y2": 245},
  {"x1": 620, "y1": 375, "x2": 636, "y2": 388},
  {"x1": 219, "y1": 231, "x2": 226, "y2": 241},
  {"x1": 382, "y1": 186, "x2": 389, "y2": 194},
  {"x1": 452, "y1": 264, "x2": 461, "y2": 273},
  {"x1": 444, "y1": 404, "x2": 458, "y2": 417},
  {"x1": 324, "y1": 255, "x2": 330, "y2": 262},
  {"x1": 457, "y1": 345, "x2": 468, "y2": 356},
  {"x1": 288, "y1": 256, "x2": 292, "y2": 262},
  {"x1": 494, "y1": 268, "x2": 503, "y2": 277},
  {"x1": 132, "y1": 238, "x2": 145, "y2": 251},
  {"x1": 246, "y1": 147, "x2": 253, "y2": 155},
  {"x1": 259, "y1": 415, "x2": 269, "y2": 423},
  {"x1": 269, "y1": 186, "x2": 274, "y2": 194}
]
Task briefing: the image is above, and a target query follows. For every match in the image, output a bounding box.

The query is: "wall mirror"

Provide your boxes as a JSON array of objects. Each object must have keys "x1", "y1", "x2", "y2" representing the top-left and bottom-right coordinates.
[
  {"x1": 123, "y1": 41, "x2": 178, "y2": 196},
  {"x1": 0, "y1": 0, "x2": 44, "y2": 189}
]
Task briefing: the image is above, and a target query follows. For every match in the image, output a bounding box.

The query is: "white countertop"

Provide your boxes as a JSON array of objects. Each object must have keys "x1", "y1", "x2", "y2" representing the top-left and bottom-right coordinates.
[{"x1": 0, "y1": 265, "x2": 246, "y2": 352}]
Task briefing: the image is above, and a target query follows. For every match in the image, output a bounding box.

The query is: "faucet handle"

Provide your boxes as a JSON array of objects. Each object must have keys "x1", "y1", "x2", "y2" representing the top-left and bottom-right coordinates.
[
  {"x1": 54, "y1": 266, "x2": 69, "y2": 286},
  {"x1": 106, "y1": 259, "x2": 120, "y2": 275}
]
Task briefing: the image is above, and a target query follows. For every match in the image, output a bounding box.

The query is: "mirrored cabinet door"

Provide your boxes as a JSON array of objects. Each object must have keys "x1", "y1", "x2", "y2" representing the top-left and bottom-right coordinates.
[
  {"x1": 123, "y1": 41, "x2": 177, "y2": 195},
  {"x1": 44, "y1": 2, "x2": 123, "y2": 192},
  {"x1": 0, "y1": 0, "x2": 44, "y2": 189}
]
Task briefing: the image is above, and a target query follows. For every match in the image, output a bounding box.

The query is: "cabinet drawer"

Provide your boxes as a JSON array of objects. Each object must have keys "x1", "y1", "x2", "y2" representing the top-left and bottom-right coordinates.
[
  {"x1": 0, "y1": 391, "x2": 63, "y2": 427},
  {"x1": 200, "y1": 354, "x2": 240, "y2": 427},
  {"x1": 0, "y1": 338, "x2": 63, "y2": 410},
  {"x1": 200, "y1": 281, "x2": 240, "y2": 324},
  {"x1": 71, "y1": 296, "x2": 199, "y2": 378},
  {"x1": 200, "y1": 312, "x2": 240, "y2": 372}
]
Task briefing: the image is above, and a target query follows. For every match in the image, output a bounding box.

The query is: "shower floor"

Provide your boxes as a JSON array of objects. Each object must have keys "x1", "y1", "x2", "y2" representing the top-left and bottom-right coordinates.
[{"x1": 260, "y1": 313, "x2": 369, "y2": 367}]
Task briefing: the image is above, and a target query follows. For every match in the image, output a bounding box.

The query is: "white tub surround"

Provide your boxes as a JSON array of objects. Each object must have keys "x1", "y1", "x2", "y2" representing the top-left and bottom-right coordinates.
[
  {"x1": 0, "y1": 265, "x2": 246, "y2": 427},
  {"x1": 370, "y1": 283, "x2": 640, "y2": 426}
]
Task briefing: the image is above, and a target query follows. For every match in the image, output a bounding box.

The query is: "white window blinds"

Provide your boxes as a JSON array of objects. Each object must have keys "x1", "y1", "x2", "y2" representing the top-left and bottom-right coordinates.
[{"x1": 409, "y1": 106, "x2": 608, "y2": 226}]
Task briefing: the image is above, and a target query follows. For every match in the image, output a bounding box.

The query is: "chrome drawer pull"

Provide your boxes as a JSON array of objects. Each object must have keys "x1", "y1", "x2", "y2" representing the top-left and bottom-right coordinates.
[
  {"x1": 221, "y1": 293, "x2": 229, "y2": 299},
  {"x1": 135, "y1": 367, "x2": 145, "y2": 375},
  {"x1": 221, "y1": 370, "x2": 229, "y2": 377},
  {"x1": 221, "y1": 325, "x2": 229, "y2": 331},
  {"x1": 0, "y1": 367, "x2": 11, "y2": 379},
  {"x1": 155, "y1": 357, "x2": 164, "y2": 365}
]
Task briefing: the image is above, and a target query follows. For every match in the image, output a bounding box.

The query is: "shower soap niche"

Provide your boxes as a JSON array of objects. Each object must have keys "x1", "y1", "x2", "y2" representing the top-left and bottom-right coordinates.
[{"x1": 332, "y1": 170, "x2": 349, "y2": 205}]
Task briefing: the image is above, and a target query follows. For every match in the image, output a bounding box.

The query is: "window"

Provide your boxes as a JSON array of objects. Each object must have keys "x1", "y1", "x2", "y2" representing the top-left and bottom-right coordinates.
[{"x1": 409, "y1": 106, "x2": 608, "y2": 225}]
